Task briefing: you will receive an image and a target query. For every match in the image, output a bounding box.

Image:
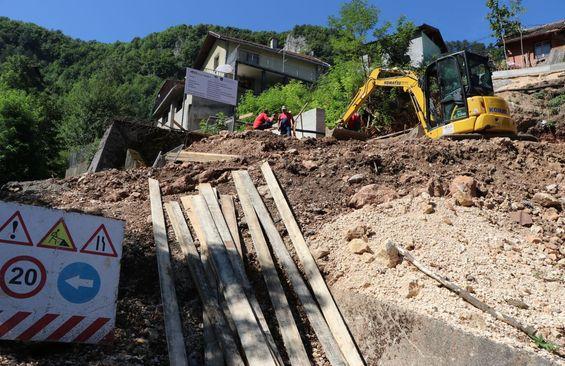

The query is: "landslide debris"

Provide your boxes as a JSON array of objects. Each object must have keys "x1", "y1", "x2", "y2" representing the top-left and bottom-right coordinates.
[{"x1": 0, "y1": 131, "x2": 563, "y2": 365}]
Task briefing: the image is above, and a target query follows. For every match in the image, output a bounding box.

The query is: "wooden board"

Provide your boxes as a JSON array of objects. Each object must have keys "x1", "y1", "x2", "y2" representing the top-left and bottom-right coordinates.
[
  {"x1": 181, "y1": 196, "x2": 238, "y2": 338},
  {"x1": 198, "y1": 184, "x2": 283, "y2": 366},
  {"x1": 232, "y1": 171, "x2": 349, "y2": 366},
  {"x1": 233, "y1": 176, "x2": 311, "y2": 366},
  {"x1": 147, "y1": 179, "x2": 189, "y2": 366},
  {"x1": 185, "y1": 195, "x2": 277, "y2": 366},
  {"x1": 220, "y1": 195, "x2": 243, "y2": 259},
  {"x1": 165, "y1": 151, "x2": 242, "y2": 163},
  {"x1": 259, "y1": 163, "x2": 365, "y2": 366},
  {"x1": 164, "y1": 202, "x2": 242, "y2": 366}
]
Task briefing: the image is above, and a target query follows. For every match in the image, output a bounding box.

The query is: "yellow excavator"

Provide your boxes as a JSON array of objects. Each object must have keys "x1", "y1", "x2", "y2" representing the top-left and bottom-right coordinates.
[{"x1": 335, "y1": 50, "x2": 535, "y2": 141}]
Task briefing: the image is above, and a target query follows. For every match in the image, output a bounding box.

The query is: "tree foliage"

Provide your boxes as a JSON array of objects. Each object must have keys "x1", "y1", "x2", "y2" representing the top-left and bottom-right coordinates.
[
  {"x1": 0, "y1": 86, "x2": 49, "y2": 184},
  {"x1": 485, "y1": 0, "x2": 524, "y2": 42}
]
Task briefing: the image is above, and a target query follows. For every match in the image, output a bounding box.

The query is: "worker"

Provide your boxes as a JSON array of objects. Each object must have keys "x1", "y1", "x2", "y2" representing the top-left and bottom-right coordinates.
[
  {"x1": 346, "y1": 112, "x2": 363, "y2": 131},
  {"x1": 279, "y1": 106, "x2": 295, "y2": 137},
  {"x1": 253, "y1": 109, "x2": 273, "y2": 130}
]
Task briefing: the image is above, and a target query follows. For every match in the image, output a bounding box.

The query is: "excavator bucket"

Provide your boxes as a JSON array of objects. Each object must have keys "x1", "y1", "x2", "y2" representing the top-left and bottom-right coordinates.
[{"x1": 329, "y1": 127, "x2": 368, "y2": 141}]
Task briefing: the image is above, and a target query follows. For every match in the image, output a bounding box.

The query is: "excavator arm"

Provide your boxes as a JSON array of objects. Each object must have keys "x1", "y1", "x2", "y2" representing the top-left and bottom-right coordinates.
[{"x1": 339, "y1": 68, "x2": 430, "y2": 133}]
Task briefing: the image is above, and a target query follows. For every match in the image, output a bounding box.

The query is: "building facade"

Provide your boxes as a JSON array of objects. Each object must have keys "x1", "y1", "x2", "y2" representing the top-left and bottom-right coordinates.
[
  {"x1": 407, "y1": 24, "x2": 448, "y2": 67},
  {"x1": 153, "y1": 31, "x2": 330, "y2": 131},
  {"x1": 505, "y1": 19, "x2": 565, "y2": 69}
]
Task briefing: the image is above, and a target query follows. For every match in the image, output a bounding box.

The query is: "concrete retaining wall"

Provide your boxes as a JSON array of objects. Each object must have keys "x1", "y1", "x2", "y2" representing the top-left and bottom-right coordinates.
[
  {"x1": 493, "y1": 62, "x2": 565, "y2": 79},
  {"x1": 334, "y1": 291, "x2": 557, "y2": 365}
]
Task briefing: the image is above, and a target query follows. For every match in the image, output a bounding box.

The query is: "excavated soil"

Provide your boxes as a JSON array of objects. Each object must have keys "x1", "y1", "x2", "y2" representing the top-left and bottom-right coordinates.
[{"x1": 0, "y1": 131, "x2": 564, "y2": 365}]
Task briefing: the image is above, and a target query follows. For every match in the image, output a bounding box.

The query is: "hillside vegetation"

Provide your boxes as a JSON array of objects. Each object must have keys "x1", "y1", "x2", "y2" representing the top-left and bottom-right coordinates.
[{"x1": 0, "y1": 0, "x2": 499, "y2": 185}]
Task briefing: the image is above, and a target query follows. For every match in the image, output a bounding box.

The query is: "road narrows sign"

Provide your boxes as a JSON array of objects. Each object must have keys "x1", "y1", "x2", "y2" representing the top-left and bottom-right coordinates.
[
  {"x1": 80, "y1": 225, "x2": 118, "y2": 257},
  {"x1": 0, "y1": 201, "x2": 124, "y2": 344},
  {"x1": 0, "y1": 211, "x2": 33, "y2": 246}
]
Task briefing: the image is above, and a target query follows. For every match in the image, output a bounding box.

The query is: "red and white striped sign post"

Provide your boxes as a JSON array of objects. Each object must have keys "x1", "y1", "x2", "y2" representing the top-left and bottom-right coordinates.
[{"x1": 0, "y1": 201, "x2": 124, "y2": 344}]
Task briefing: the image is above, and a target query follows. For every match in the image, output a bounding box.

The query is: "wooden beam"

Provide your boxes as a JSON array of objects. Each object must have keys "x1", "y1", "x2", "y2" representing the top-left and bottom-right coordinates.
[
  {"x1": 181, "y1": 196, "x2": 238, "y2": 339},
  {"x1": 164, "y1": 202, "x2": 243, "y2": 366},
  {"x1": 185, "y1": 195, "x2": 278, "y2": 366},
  {"x1": 165, "y1": 151, "x2": 242, "y2": 163},
  {"x1": 234, "y1": 176, "x2": 311, "y2": 366},
  {"x1": 147, "y1": 179, "x2": 189, "y2": 366},
  {"x1": 198, "y1": 184, "x2": 283, "y2": 366},
  {"x1": 392, "y1": 241, "x2": 541, "y2": 339},
  {"x1": 220, "y1": 195, "x2": 244, "y2": 259},
  {"x1": 259, "y1": 163, "x2": 365, "y2": 365},
  {"x1": 232, "y1": 171, "x2": 349, "y2": 366}
]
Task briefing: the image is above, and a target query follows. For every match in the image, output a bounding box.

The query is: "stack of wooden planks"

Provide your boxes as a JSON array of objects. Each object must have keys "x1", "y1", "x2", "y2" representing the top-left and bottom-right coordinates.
[{"x1": 148, "y1": 161, "x2": 365, "y2": 365}]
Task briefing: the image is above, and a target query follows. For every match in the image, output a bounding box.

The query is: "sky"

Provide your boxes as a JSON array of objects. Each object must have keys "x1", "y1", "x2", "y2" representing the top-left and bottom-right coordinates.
[{"x1": 1, "y1": 0, "x2": 563, "y2": 44}]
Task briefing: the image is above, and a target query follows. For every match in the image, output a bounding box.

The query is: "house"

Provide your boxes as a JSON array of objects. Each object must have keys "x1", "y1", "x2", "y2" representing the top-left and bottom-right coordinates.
[
  {"x1": 407, "y1": 24, "x2": 448, "y2": 67},
  {"x1": 153, "y1": 31, "x2": 330, "y2": 131},
  {"x1": 504, "y1": 19, "x2": 565, "y2": 69}
]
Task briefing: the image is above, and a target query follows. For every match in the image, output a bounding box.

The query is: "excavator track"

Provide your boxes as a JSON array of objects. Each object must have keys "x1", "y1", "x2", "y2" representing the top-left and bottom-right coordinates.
[{"x1": 442, "y1": 132, "x2": 538, "y2": 142}]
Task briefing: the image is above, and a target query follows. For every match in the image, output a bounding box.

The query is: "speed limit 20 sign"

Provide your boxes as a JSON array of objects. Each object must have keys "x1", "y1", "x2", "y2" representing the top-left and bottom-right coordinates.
[{"x1": 0, "y1": 201, "x2": 124, "y2": 344}]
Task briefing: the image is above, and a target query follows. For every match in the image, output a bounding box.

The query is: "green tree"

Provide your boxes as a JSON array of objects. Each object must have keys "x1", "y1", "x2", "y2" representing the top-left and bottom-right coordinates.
[
  {"x1": 0, "y1": 54, "x2": 44, "y2": 92},
  {"x1": 329, "y1": 0, "x2": 380, "y2": 60},
  {"x1": 0, "y1": 86, "x2": 47, "y2": 184},
  {"x1": 486, "y1": 0, "x2": 524, "y2": 60}
]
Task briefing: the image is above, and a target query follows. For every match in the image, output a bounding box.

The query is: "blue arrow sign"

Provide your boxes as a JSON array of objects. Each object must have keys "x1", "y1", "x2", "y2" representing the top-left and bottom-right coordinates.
[{"x1": 57, "y1": 262, "x2": 101, "y2": 304}]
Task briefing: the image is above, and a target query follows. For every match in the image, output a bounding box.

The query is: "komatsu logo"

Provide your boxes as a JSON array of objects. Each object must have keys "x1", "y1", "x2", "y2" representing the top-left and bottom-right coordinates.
[
  {"x1": 383, "y1": 81, "x2": 402, "y2": 86},
  {"x1": 489, "y1": 107, "x2": 508, "y2": 115}
]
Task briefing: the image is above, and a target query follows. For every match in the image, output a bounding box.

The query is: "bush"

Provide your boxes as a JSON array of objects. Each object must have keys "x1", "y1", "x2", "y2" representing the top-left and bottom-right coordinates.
[
  {"x1": 548, "y1": 94, "x2": 565, "y2": 109},
  {"x1": 0, "y1": 87, "x2": 47, "y2": 184}
]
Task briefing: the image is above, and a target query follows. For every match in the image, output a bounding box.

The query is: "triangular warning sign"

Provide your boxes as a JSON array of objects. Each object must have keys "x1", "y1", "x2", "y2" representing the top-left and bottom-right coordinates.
[
  {"x1": 0, "y1": 211, "x2": 33, "y2": 246},
  {"x1": 37, "y1": 219, "x2": 77, "y2": 251},
  {"x1": 80, "y1": 224, "x2": 118, "y2": 257}
]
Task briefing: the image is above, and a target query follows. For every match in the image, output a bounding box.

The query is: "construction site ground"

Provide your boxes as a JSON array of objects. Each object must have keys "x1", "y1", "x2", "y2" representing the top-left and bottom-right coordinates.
[{"x1": 0, "y1": 131, "x2": 564, "y2": 365}]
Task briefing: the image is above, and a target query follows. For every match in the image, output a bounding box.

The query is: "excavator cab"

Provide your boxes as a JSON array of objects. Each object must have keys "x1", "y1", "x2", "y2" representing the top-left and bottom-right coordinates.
[
  {"x1": 422, "y1": 50, "x2": 518, "y2": 139},
  {"x1": 424, "y1": 51, "x2": 493, "y2": 127}
]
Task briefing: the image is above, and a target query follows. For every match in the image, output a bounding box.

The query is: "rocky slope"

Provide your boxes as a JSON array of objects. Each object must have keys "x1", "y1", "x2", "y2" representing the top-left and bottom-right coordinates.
[{"x1": 0, "y1": 131, "x2": 563, "y2": 365}]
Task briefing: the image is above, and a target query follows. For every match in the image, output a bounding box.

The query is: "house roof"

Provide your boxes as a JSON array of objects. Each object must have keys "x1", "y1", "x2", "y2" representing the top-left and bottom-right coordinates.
[
  {"x1": 153, "y1": 79, "x2": 184, "y2": 116},
  {"x1": 505, "y1": 19, "x2": 565, "y2": 43},
  {"x1": 416, "y1": 24, "x2": 448, "y2": 53},
  {"x1": 193, "y1": 31, "x2": 330, "y2": 70}
]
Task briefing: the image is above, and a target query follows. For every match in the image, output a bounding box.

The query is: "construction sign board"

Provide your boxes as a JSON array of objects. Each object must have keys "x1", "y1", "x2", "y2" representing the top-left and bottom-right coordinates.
[
  {"x1": 0, "y1": 201, "x2": 124, "y2": 344},
  {"x1": 185, "y1": 67, "x2": 238, "y2": 106}
]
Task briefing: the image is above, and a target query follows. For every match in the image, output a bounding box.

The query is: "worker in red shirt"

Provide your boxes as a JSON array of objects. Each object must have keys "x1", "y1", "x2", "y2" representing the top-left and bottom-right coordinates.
[
  {"x1": 346, "y1": 112, "x2": 364, "y2": 131},
  {"x1": 278, "y1": 106, "x2": 295, "y2": 136},
  {"x1": 253, "y1": 109, "x2": 273, "y2": 130}
]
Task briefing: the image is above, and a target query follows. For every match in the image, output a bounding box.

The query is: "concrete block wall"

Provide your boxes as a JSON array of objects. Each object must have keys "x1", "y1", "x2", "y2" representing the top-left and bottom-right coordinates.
[{"x1": 295, "y1": 108, "x2": 326, "y2": 139}]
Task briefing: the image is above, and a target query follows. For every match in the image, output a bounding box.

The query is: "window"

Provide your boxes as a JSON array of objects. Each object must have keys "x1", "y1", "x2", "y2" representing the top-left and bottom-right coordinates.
[
  {"x1": 213, "y1": 55, "x2": 220, "y2": 70},
  {"x1": 241, "y1": 50, "x2": 260, "y2": 65},
  {"x1": 534, "y1": 41, "x2": 551, "y2": 59}
]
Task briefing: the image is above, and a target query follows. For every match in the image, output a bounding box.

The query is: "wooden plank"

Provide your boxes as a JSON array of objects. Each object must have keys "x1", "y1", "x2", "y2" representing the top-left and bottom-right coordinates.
[
  {"x1": 203, "y1": 315, "x2": 223, "y2": 366},
  {"x1": 198, "y1": 184, "x2": 283, "y2": 366},
  {"x1": 147, "y1": 179, "x2": 189, "y2": 366},
  {"x1": 165, "y1": 151, "x2": 242, "y2": 163},
  {"x1": 181, "y1": 196, "x2": 238, "y2": 339},
  {"x1": 220, "y1": 195, "x2": 244, "y2": 259},
  {"x1": 185, "y1": 195, "x2": 277, "y2": 366},
  {"x1": 234, "y1": 177, "x2": 311, "y2": 366},
  {"x1": 232, "y1": 171, "x2": 349, "y2": 366},
  {"x1": 259, "y1": 163, "x2": 366, "y2": 366},
  {"x1": 164, "y1": 202, "x2": 242, "y2": 366}
]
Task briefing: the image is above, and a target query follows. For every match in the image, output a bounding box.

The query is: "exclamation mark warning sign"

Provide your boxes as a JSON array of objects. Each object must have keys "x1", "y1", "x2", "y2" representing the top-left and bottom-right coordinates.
[{"x1": 0, "y1": 211, "x2": 33, "y2": 246}]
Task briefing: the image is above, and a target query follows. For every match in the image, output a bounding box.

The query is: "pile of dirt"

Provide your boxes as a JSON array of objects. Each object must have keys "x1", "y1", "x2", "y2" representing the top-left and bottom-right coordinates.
[
  {"x1": 497, "y1": 72, "x2": 565, "y2": 140},
  {"x1": 0, "y1": 131, "x2": 563, "y2": 365},
  {"x1": 309, "y1": 195, "x2": 564, "y2": 363}
]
